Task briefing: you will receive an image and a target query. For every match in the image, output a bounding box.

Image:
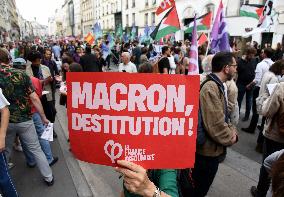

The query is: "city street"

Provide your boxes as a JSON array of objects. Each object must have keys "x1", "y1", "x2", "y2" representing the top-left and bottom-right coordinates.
[
  {"x1": 1, "y1": 0, "x2": 284, "y2": 196},
  {"x1": 8, "y1": 71, "x2": 264, "y2": 197}
]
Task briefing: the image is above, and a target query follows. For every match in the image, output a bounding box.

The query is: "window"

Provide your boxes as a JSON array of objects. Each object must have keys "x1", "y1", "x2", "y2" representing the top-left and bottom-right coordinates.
[
  {"x1": 132, "y1": 13, "x2": 135, "y2": 25},
  {"x1": 151, "y1": 12, "x2": 155, "y2": 25},
  {"x1": 144, "y1": 13, "x2": 148, "y2": 26},
  {"x1": 126, "y1": 14, "x2": 129, "y2": 26},
  {"x1": 152, "y1": 0, "x2": 156, "y2": 5},
  {"x1": 126, "y1": 0, "x2": 128, "y2": 9},
  {"x1": 132, "y1": 0, "x2": 135, "y2": 8},
  {"x1": 145, "y1": 0, "x2": 149, "y2": 7}
]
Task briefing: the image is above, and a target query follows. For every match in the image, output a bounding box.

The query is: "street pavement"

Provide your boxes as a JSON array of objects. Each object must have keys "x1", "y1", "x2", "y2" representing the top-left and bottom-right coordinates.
[{"x1": 9, "y1": 66, "x2": 265, "y2": 197}]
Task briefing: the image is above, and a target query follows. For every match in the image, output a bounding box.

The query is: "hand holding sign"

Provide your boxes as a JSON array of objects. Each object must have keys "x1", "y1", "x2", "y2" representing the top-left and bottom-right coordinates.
[{"x1": 115, "y1": 160, "x2": 157, "y2": 197}]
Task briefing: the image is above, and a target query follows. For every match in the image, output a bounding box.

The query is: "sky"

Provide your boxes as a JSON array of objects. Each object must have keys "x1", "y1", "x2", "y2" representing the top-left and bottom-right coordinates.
[{"x1": 15, "y1": 0, "x2": 64, "y2": 25}]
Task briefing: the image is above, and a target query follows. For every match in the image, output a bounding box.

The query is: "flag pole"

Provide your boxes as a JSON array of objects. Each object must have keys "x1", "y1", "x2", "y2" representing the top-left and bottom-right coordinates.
[{"x1": 205, "y1": 32, "x2": 210, "y2": 56}]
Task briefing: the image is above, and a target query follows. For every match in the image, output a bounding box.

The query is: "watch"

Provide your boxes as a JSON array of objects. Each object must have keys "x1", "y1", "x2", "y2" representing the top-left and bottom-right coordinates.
[{"x1": 153, "y1": 186, "x2": 161, "y2": 197}]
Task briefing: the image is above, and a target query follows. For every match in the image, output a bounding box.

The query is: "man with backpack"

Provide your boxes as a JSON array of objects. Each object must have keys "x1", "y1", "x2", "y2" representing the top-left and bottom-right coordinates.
[{"x1": 189, "y1": 52, "x2": 238, "y2": 197}]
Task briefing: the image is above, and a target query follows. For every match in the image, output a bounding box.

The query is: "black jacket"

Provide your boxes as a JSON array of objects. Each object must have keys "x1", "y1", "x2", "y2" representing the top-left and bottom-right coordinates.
[{"x1": 79, "y1": 53, "x2": 100, "y2": 72}]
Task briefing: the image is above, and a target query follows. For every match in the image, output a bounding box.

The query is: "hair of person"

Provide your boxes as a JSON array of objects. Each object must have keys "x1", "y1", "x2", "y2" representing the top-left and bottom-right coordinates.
[
  {"x1": 141, "y1": 47, "x2": 148, "y2": 55},
  {"x1": 162, "y1": 46, "x2": 169, "y2": 55},
  {"x1": 211, "y1": 52, "x2": 235, "y2": 73},
  {"x1": 271, "y1": 153, "x2": 284, "y2": 197},
  {"x1": 202, "y1": 54, "x2": 214, "y2": 73},
  {"x1": 69, "y1": 63, "x2": 83, "y2": 72},
  {"x1": 138, "y1": 62, "x2": 153, "y2": 73},
  {"x1": 0, "y1": 48, "x2": 10, "y2": 64},
  {"x1": 85, "y1": 46, "x2": 92, "y2": 53},
  {"x1": 62, "y1": 55, "x2": 74, "y2": 65},
  {"x1": 174, "y1": 47, "x2": 181, "y2": 55},
  {"x1": 263, "y1": 48, "x2": 274, "y2": 58},
  {"x1": 27, "y1": 50, "x2": 42, "y2": 62},
  {"x1": 44, "y1": 48, "x2": 52, "y2": 54},
  {"x1": 269, "y1": 60, "x2": 284, "y2": 75},
  {"x1": 122, "y1": 52, "x2": 130, "y2": 60},
  {"x1": 245, "y1": 47, "x2": 257, "y2": 55},
  {"x1": 149, "y1": 44, "x2": 154, "y2": 51}
]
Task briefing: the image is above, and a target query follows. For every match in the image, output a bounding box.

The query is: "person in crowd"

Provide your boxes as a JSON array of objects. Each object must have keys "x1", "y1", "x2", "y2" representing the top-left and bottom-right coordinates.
[
  {"x1": 118, "y1": 52, "x2": 137, "y2": 73},
  {"x1": 61, "y1": 44, "x2": 68, "y2": 57},
  {"x1": 174, "y1": 47, "x2": 185, "y2": 75},
  {"x1": 189, "y1": 52, "x2": 238, "y2": 197},
  {"x1": 236, "y1": 47, "x2": 258, "y2": 121},
  {"x1": 270, "y1": 150, "x2": 284, "y2": 197},
  {"x1": 200, "y1": 54, "x2": 214, "y2": 82},
  {"x1": 272, "y1": 43, "x2": 283, "y2": 61},
  {"x1": 79, "y1": 46, "x2": 100, "y2": 72},
  {"x1": 26, "y1": 51, "x2": 57, "y2": 138},
  {"x1": 41, "y1": 48, "x2": 60, "y2": 105},
  {"x1": 168, "y1": 47, "x2": 177, "y2": 74},
  {"x1": 146, "y1": 44, "x2": 157, "y2": 59},
  {"x1": 132, "y1": 40, "x2": 142, "y2": 69},
  {"x1": 103, "y1": 41, "x2": 112, "y2": 70},
  {"x1": 72, "y1": 46, "x2": 82, "y2": 63},
  {"x1": 52, "y1": 42, "x2": 61, "y2": 61},
  {"x1": 0, "y1": 87, "x2": 18, "y2": 197},
  {"x1": 251, "y1": 81, "x2": 284, "y2": 197},
  {"x1": 158, "y1": 46, "x2": 171, "y2": 74},
  {"x1": 115, "y1": 160, "x2": 178, "y2": 197},
  {"x1": 255, "y1": 60, "x2": 284, "y2": 152},
  {"x1": 0, "y1": 48, "x2": 54, "y2": 186},
  {"x1": 140, "y1": 47, "x2": 149, "y2": 64},
  {"x1": 9, "y1": 42, "x2": 19, "y2": 61},
  {"x1": 61, "y1": 53, "x2": 74, "y2": 82},
  {"x1": 242, "y1": 48, "x2": 274, "y2": 134},
  {"x1": 93, "y1": 47, "x2": 105, "y2": 72},
  {"x1": 13, "y1": 58, "x2": 59, "y2": 167}
]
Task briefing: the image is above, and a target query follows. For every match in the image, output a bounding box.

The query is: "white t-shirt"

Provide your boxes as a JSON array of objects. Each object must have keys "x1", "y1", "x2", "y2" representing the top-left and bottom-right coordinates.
[
  {"x1": 168, "y1": 55, "x2": 176, "y2": 74},
  {"x1": 0, "y1": 88, "x2": 10, "y2": 109},
  {"x1": 254, "y1": 58, "x2": 274, "y2": 87},
  {"x1": 118, "y1": 62, "x2": 137, "y2": 73}
]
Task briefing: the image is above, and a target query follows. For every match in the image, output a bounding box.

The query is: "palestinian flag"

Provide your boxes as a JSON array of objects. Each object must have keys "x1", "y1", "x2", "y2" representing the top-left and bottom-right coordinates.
[
  {"x1": 240, "y1": 4, "x2": 264, "y2": 20},
  {"x1": 150, "y1": 6, "x2": 180, "y2": 41},
  {"x1": 184, "y1": 12, "x2": 212, "y2": 34}
]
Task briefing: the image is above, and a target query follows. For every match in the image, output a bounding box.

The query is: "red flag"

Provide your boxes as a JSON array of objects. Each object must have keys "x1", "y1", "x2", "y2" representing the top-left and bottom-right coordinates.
[
  {"x1": 156, "y1": 0, "x2": 175, "y2": 16},
  {"x1": 198, "y1": 33, "x2": 208, "y2": 46}
]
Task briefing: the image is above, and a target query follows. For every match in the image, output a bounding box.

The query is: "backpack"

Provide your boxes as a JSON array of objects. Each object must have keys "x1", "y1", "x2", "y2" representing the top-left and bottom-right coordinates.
[{"x1": 197, "y1": 77, "x2": 228, "y2": 146}]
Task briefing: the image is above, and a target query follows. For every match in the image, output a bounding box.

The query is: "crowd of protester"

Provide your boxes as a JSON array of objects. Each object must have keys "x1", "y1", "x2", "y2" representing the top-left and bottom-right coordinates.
[{"x1": 0, "y1": 37, "x2": 284, "y2": 197}]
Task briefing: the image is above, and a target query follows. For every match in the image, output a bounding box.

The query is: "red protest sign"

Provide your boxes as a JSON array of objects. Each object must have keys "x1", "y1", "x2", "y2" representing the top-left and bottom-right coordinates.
[{"x1": 67, "y1": 72, "x2": 200, "y2": 169}]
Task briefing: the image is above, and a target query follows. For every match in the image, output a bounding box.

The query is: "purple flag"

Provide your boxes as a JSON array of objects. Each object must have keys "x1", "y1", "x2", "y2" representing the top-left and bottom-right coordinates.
[{"x1": 210, "y1": 1, "x2": 230, "y2": 53}]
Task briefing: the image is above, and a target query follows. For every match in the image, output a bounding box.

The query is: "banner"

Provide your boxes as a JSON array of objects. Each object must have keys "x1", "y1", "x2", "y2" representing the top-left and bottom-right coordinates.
[{"x1": 67, "y1": 73, "x2": 200, "y2": 169}]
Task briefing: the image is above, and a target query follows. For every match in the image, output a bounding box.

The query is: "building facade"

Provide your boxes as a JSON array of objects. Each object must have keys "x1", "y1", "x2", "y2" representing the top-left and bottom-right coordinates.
[{"x1": 81, "y1": 0, "x2": 94, "y2": 35}]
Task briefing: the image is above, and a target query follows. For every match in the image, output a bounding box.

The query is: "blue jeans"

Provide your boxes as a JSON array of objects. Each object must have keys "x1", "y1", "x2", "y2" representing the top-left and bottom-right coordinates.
[
  {"x1": 237, "y1": 83, "x2": 253, "y2": 118},
  {"x1": 0, "y1": 152, "x2": 18, "y2": 197},
  {"x1": 22, "y1": 113, "x2": 54, "y2": 165}
]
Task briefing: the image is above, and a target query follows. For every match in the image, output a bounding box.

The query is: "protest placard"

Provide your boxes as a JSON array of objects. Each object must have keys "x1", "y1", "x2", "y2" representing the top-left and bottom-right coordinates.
[{"x1": 67, "y1": 72, "x2": 200, "y2": 169}]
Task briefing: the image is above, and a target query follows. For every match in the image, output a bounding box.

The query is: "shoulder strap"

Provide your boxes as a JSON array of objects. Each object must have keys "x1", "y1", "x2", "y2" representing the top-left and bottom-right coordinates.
[{"x1": 200, "y1": 77, "x2": 229, "y2": 123}]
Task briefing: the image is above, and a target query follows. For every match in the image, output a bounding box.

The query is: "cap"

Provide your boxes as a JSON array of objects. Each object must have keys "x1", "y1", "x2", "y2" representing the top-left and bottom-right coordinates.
[{"x1": 13, "y1": 58, "x2": 27, "y2": 68}]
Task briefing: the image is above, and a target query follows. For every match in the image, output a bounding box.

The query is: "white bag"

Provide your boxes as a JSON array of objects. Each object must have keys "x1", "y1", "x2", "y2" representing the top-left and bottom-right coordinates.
[{"x1": 41, "y1": 123, "x2": 54, "y2": 142}]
